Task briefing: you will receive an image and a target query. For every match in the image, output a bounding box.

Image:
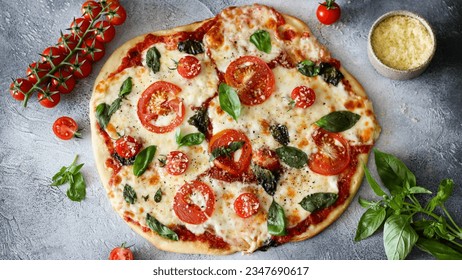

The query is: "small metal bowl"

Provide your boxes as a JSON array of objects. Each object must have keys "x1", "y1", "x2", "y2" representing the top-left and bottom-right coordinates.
[{"x1": 367, "y1": 10, "x2": 436, "y2": 80}]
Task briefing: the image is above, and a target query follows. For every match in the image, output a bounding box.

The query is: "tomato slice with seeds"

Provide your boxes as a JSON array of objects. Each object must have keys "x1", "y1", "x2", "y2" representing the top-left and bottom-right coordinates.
[
  {"x1": 234, "y1": 193, "x2": 260, "y2": 218},
  {"x1": 177, "y1": 56, "x2": 201, "y2": 79},
  {"x1": 225, "y1": 56, "x2": 275, "y2": 105},
  {"x1": 291, "y1": 86, "x2": 316, "y2": 109},
  {"x1": 308, "y1": 128, "x2": 350, "y2": 175},
  {"x1": 115, "y1": 136, "x2": 142, "y2": 159},
  {"x1": 53, "y1": 116, "x2": 79, "y2": 140},
  {"x1": 165, "y1": 151, "x2": 189, "y2": 175},
  {"x1": 137, "y1": 81, "x2": 185, "y2": 134},
  {"x1": 209, "y1": 129, "x2": 252, "y2": 175},
  {"x1": 173, "y1": 181, "x2": 215, "y2": 225}
]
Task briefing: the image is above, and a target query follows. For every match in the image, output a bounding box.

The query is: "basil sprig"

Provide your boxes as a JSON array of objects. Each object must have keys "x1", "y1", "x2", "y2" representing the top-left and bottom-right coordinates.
[
  {"x1": 51, "y1": 155, "x2": 86, "y2": 202},
  {"x1": 219, "y1": 83, "x2": 241, "y2": 121},
  {"x1": 175, "y1": 129, "x2": 205, "y2": 147},
  {"x1": 250, "y1": 30, "x2": 272, "y2": 54},
  {"x1": 297, "y1": 60, "x2": 320, "y2": 77},
  {"x1": 267, "y1": 200, "x2": 286, "y2": 236},
  {"x1": 133, "y1": 145, "x2": 157, "y2": 177},
  {"x1": 299, "y1": 193, "x2": 338, "y2": 212},
  {"x1": 275, "y1": 146, "x2": 308, "y2": 169},
  {"x1": 178, "y1": 39, "x2": 204, "y2": 55},
  {"x1": 123, "y1": 184, "x2": 137, "y2": 204},
  {"x1": 96, "y1": 77, "x2": 133, "y2": 129},
  {"x1": 146, "y1": 46, "x2": 161, "y2": 74},
  {"x1": 146, "y1": 213, "x2": 179, "y2": 241},
  {"x1": 210, "y1": 141, "x2": 245, "y2": 161},
  {"x1": 315, "y1": 111, "x2": 360, "y2": 132}
]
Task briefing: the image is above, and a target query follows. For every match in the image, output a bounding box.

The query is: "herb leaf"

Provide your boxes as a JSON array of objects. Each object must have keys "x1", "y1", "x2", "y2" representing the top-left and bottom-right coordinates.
[
  {"x1": 416, "y1": 238, "x2": 462, "y2": 260},
  {"x1": 267, "y1": 200, "x2": 286, "y2": 236},
  {"x1": 146, "y1": 213, "x2": 178, "y2": 241},
  {"x1": 374, "y1": 149, "x2": 416, "y2": 195},
  {"x1": 275, "y1": 146, "x2": 307, "y2": 169},
  {"x1": 51, "y1": 155, "x2": 86, "y2": 202},
  {"x1": 188, "y1": 107, "x2": 209, "y2": 135},
  {"x1": 363, "y1": 164, "x2": 387, "y2": 197},
  {"x1": 355, "y1": 206, "x2": 387, "y2": 241},
  {"x1": 252, "y1": 164, "x2": 279, "y2": 196},
  {"x1": 146, "y1": 46, "x2": 161, "y2": 74},
  {"x1": 426, "y1": 179, "x2": 454, "y2": 211},
  {"x1": 96, "y1": 103, "x2": 110, "y2": 129},
  {"x1": 297, "y1": 60, "x2": 320, "y2": 77},
  {"x1": 177, "y1": 39, "x2": 204, "y2": 55},
  {"x1": 383, "y1": 214, "x2": 418, "y2": 260},
  {"x1": 66, "y1": 172, "x2": 86, "y2": 202},
  {"x1": 319, "y1": 62, "x2": 344, "y2": 86},
  {"x1": 315, "y1": 111, "x2": 361, "y2": 132},
  {"x1": 133, "y1": 145, "x2": 157, "y2": 177},
  {"x1": 219, "y1": 83, "x2": 241, "y2": 121},
  {"x1": 154, "y1": 188, "x2": 162, "y2": 203},
  {"x1": 123, "y1": 184, "x2": 137, "y2": 204},
  {"x1": 250, "y1": 30, "x2": 272, "y2": 54},
  {"x1": 96, "y1": 77, "x2": 133, "y2": 129},
  {"x1": 176, "y1": 130, "x2": 205, "y2": 147},
  {"x1": 210, "y1": 141, "x2": 244, "y2": 161},
  {"x1": 119, "y1": 76, "x2": 132, "y2": 98},
  {"x1": 112, "y1": 153, "x2": 136, "y2": 166},
  {"x1": 299, "y1": 193, "x2": 338, "y2": 212},
  {"x1": 270, "y1": 124, "x2": 290, "y2": 146}
]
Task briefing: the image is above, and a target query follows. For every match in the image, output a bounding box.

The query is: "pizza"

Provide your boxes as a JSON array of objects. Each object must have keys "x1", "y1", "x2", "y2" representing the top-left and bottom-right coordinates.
[{"x1": 90, "y1": 4, "x2": 380, "y2": 255}]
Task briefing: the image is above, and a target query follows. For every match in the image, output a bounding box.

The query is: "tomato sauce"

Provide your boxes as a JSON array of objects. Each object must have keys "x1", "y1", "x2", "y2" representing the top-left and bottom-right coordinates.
[{"x1": 174, "y1": 225, "x2": 230, "y2": 250}]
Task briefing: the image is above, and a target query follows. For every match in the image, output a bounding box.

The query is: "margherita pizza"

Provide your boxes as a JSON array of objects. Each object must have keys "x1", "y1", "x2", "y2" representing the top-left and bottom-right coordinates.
[{"x1": 90, "y1": 4, "x2": 380, "y2": 255}]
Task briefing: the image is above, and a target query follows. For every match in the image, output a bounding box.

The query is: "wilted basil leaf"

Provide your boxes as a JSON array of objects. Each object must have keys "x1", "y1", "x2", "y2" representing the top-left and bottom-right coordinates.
[
  {"x1": 210, "y1": 141, "x2": 244, "y2": 161},
  {"x1": 123, "y1": 184, "x2": 137, "y2": 204},
  {"x1": 299, "y1": 192, "x2": 338, "y2": 212},
  {"x1": 146, "y1": 46, "x2": 161, "y2": 74},
  {"x1": 252, "y1": 164, "x2": 280, "y2": 196},
  {"x1": 319, "y1": 62, "x2": 344, "y2": 86},
  {"x1": 178, "y1": 39, "x2": 204, "y2": 55},
  {"x1": 270, "y1": 124, "x2": 290, "y2": 146},
  {"x1": 297, "y1": 60, "x2": 320, "y2": 77},
  {"x1": 146, "y1": 213, "x2": 178, "y2": 241},
  {"x1": 315, "y1": 111, "x2": 360, "y2": 132}
]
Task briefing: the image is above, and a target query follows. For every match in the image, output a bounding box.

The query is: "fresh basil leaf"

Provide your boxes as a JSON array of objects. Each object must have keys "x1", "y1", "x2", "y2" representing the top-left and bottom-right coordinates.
[
  {"x1": 363, "y1": 164, "x2": 387, "y2": 197},
  {"x1": 133, "y1": 145, "x2": 157, "y2": 177},
  {"x1": 252, "y1": 164, "x2": 280, "y2": 196},
  {"x1": 299, "y1": 192, "x2": 338, "y2": 212},
  {"x1": 66, "y1": 172, "x2": 86, "y2": 202},
  {"x1": 315, "y1": 111, "x2": 360, "y2": 132},
  {"x1": 250, "y1": 30, "x2": 272, "y2": 54},
  {"x1": 123, "y1": 184, "x2": 137, "y2": 204},
  {"x1": 176, "y1": 130, "x2": 205, "y2": 147},
  {"x1": 107, "y1": 98, "x2": 122, "y2": 117},
  {"x1": 275, "y1": 146, "x2": 307, "y2": 169},
  {"x1": 269, "y1": 124, "x2": 290, "y2": 146},
  {"x1": 355, "y1": 206, "x2": 387, "y2": 241},
  {"x1": 51, "y1": 166, "x2": 68, "y2": 186},
  {"x1": 219, "y1": 83, "x2": 241, "y2": 121},
  {"x1": 146, "y1": 46, "x2": 161, "y2": 74},
  {"x1": 374, "y1": 149, "x2": 416, "y2": 195},
  {"x1": 154, "y1": 188, "x2": 162, "y2": 203},
  {"x1": 177, "y1": 39, "x2": 204, "y2": 55},
  {"x1": 68, "y1": 163, "x2": 84, "y2": 175},
  {"x1": 267, "y1": 200, "x2": 286, "y2": 236},
  {"x1": 358, "y1": 197, "x2": 376, "y2": 208},
  {"x1": 95, "y1": 103, "x2": 110, "y2": 129},
  {"x1": 112, "y1": 153, "x2": 136, "y2": 166},
  {"x1": 427, "y1": 179, "x2": 454, "y2": 212},
  {"x1": 188, "y1": 106, "x2": 209, "y2": 135},
  {"x1": 388, "y1": 193, "x2": 405, "y2": 213},
  {"x1": 297, "y1": 60, "x2": 320, "y2": 77},
  {"x1": 319, "y1": 62, "x2": 344, "y2": 86},
  {"x1": 383, "y1": 214, "x2": 418, "y2": 260},
  {"x1": 408, "y1": 186, "x2": 432, "y2": 195},
  {"x1": 210, "y1": 141, "x2": 244, "y2": 161},
  {"x1": 416, "y1": 237, "x2": 462, "y2": 260},
  {"x1": 146, "y1": 213, "x2": 178, "y2": 241},
  {"x1": 119, "y1": 77, "x2": 132, "y2": 98}
]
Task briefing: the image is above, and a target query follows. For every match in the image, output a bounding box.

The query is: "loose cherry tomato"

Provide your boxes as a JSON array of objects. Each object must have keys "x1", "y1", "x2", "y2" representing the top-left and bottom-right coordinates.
[
  {"x1": 225, "y1": 56, "x2": 275, "y2": 105},
  {"x1": 115, "y1": 136, "x2": 142, "y2": 159},
  {"x1": 176, "y1": 56, "x2": 201, "y2": 79},
  {"x1": 291, "y1": 86, "x2": 316, "y2": 109},
  {"x1": 173, "y1": 181, "x2": 215, "y2": 225},
  {"x1": 10, "y1": 78, "x2": 33, "y2": 101},
  {"x1": 137, "y1": 81, "x2": 185, "y2": 134},
  {"x1": 69, "y1": 54, "x2": 92, "y2": 79},
  {"x1": 234, "y1": 193, "x2": 260, "y2": 218},
  {"x1": 109, "y1": 243, "x2": 134, "y2": 260},
  {"x1": 53, "y1": 116, "x2": 80, "y2": 140},
  {"x1": 26, "y1": 62, "x2": 51, "y2": 84},
  {"x1": 106, "y1": 3, "x2": 127, "y2": 26},
  {"x1": 81, "y1": 1, "x2": 102, "y2": 20},
  {"x1": 316, "y1": 1, "x2": 341, "y2": 25},
  {"x1": 38, "y1": 85, "x2": 61, "y2": 108},
  {"x1": 94, "y1": 21, "x2": 115, "y2": 43},
  {"x1": 51, "y1": 70, "x2": 75, "y2": 94},
  {"x1": 41, "y1": 46, "x2": 65, "y2": 66},
  {"x1": 165, "y1": 151, "x2": 189, "y2": 175},
  {"x1": 252, "y1": 147, "x2": 280, "y2": 171},
  {"x1": 69, "y1": 17, "x2": 91, "y2": 37},
  {"x1": 308, "y1": 128, "x2": 350, "y2": 175},
  {"x1": 81, "y1": 38, "x2": 106, "y2": 62},
  {"x1": 209, "y1": 129, "x2": 252, "y2": 175},
  {"x1": 57, "y1": 33, "x2": 79, "y2": 54}
]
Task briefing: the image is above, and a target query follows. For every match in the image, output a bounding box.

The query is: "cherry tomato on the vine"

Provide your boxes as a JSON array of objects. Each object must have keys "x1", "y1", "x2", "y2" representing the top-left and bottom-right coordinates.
[
  {"x1": 10, "y1": 78, "x2": 33, "y2": 101},
  {"x1": 57, "y1": 33, "x2": 79, "y2": 54},
  {"x1": 109, "y1": 243, "x2": 134, "y2": 260},
  {"x1": 38, "y1": 85, "x2": 61, "y2": 108},
  {"x1": 51, "y1": 70, "x2": 76, "y2": 94},
  {"x1": 26, "y1": 62, "x2": 50, "y2": 84},
  {"x1": 41, "y1": 46, "x2": 65, "y2": 66},
  {"x1": 316, "y1": 0, "x2": 341, "y2": 25},
  {"x1": 53, "y1": 116, "x2": 80, "y2": 140},
  {"x1": 94, "y1": 21, "x2": 116, "y2": 43},
  {"x1": 69, "y1": 54, "x2": 92, "y2": 79},
  {"x1": 69, "y1": 17, "x2": 91, "y2": 37},
  {"x1": 81, "y1": 1, "x2": 102, "y2": 20},
  {"x1": 81, "y1": 38, "x2": 106, "y2": 62},
  {"x1": 106, "y1": 4, "x2": 127, "y2": 26}
]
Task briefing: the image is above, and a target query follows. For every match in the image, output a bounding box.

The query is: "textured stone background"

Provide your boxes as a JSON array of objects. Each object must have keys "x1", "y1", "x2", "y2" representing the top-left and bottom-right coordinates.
[{"x1": 1, "y1": 0, "x2": 461, "y2": 260}]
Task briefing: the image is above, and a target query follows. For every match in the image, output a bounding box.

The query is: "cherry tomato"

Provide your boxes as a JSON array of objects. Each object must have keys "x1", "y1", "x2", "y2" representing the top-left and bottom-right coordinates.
[
  {"x1": 252, "y1": 147, "x2": 280, "y2": 171},
  {"x1": 209, "y1": 129, "x2": 252, "y2": 175},
  {"x1": 177, "y1": 56, "x2": 201, "y2": 79},
  {"x1": 115, "y1": 136, "x2": 142, "y2": 159},
  {"x1": 165, "y1": 151, "x2": 189, "y2": 176},
  {"x1": 94, "y1": 21, "x2": 115, "y2": 43},
  {"x1": 316, "y1": 1, "x2": 341, "y2": 25},
  {"x1": 308, "y1": 128, "x2": 350, "y2": 175},
  {"x1": 51, "y1": 70, "x2": 75, "y2": 94},
  {"x1": 10, "y1": 78, "x2": 33, "y2": 101},
  {"x1": 57, "y1": 33, "x2": 79, "y2": 54},
  {"x1": 81, "y1": 38, "x2": 106, "y2": 62},
  {"x1": 234, "y1": 193, "x2": 260, "y2": 218},
  {"x1": 225, "y1": 56, "x2": 275, "y2": 105},
  {"x1": 38, "y1": 85, "x2": 61, "y2": 108},
  {"x1": 81, "y1": 1, "x2": 102, "y2": 20},
  {"x1": 69, "y1": 17, "x2": 91, "y2": 37},
  {"x1": 173, "y1": 181, "x2": 215, "y2": 225},
  {"x1": 106, "y1": 3, "x2": 127, "y2": 26},
  {"x1": 291, "y1": 86, "x2": 316, "y2": 109},
  {"x1": 69, "y1": 54, "x2": 92, "y2": 79},
  {"x1": 109, "y1": 243, "x2": 134, "y2": 260},
  {"x1": 137, "y1": 81, "x2": 185, "y2": 134},
  {"x1": 41, "y1": 46, "x2": 65, "y2": 66},
  {"x1": 26, "y1": 62, "x2": 51, "y2": 84},
  {"x1": 53, "y1": 116, "x2": 80, "y2": 140}
]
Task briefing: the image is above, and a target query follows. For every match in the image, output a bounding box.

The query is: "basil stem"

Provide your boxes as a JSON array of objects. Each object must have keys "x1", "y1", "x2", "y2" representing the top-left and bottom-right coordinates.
[
  {"x1": 218, "y1": 83, "x2": 241, "y2": 121},
  {"x1": 133, "y1": 145, "x2": 157, "y2": 177},
  {"x1": 315, "y1": 111, "x2": 360, "y2": 132}
]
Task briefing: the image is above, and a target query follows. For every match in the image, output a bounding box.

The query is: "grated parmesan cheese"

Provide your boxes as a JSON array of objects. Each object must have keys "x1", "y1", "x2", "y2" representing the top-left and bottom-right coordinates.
[{"x1": 371, "y1": 15, "x2": 433, "y2": 70}]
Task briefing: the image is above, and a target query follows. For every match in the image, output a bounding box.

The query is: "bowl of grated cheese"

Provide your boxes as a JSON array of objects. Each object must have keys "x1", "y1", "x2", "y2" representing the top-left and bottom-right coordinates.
[{"x1": 367, "y1": 10, "x2": 436, "y2": 80}]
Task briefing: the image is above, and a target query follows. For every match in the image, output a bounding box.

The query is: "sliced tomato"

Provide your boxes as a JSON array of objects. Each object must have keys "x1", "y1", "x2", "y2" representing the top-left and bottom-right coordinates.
[
  {"x1": 81, "y1": 1, "x2": 102, "y2": 20},
  {"x1": 109, "y1": 243, "x2": 134, "y2": 260},
  {"x1": 173, "y1": 181, "x2": 215, "y2": 225},
  {"x1": 94, "y1": 21, "x2": 115, "y2": 43},
  {"x1": 209, "y1": 129, "x2": 252, "y2": 175},
  {"x1": 51, "y1": 70, "x2": 75, "y2": 94},
  {"x1": 57, "y1": 33, "x2": 79, "y2": 54},
  {"x1": 177, "y1": 56, "x2": 201, "y2": 79},
  {"x1": 166, "y1": 151, "x2": 189, "y2": 175},
  {"x1": 69, "y1": 17, "x2": 91, "y2": 37},
  {"x1": 106, "y1": 3, "x2": 127, "y2": 26},
  {"x1": 69, "y1": 54, "x2": 92, "y2": 79},
  {"x1": 38, "y1": 85, "x2": 61, "y2": 108},
  {"x1": 225, "y1": 56, "x2": 275, "y2": 105},
  {"x1": 137, "y1": 81, "x2": 185, "y2": 134},
  {"x1": 10, "y1": 78, "x2": 33, "y2": 101},
  {"x1": 291, "y1": 86, "x2": 316, "y2": 109},
  {"x1": 41, "y1": 46, "x2": 65, "y2": 66},
  {"x1": 234, "y1": 193, "x2": 260, "y2": 218},
  {"x1": 81, "y1": 38, "x2": 105, "y2": 62},
  {"x1": 252, "y1": 147, "x2": 280, "y2": 171},
  {"x1": 26, "y1": 62, "x2": 50, "y2": 84},
  {"x1": 308, "y1": 128, "x2": 350, "y2": 175},
  {"x1": 115, "y1": 136, "x2": 142, "y2": 159},
  {"x1": 53, "y1": 116, "x2": 79, "y2": 140}
]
